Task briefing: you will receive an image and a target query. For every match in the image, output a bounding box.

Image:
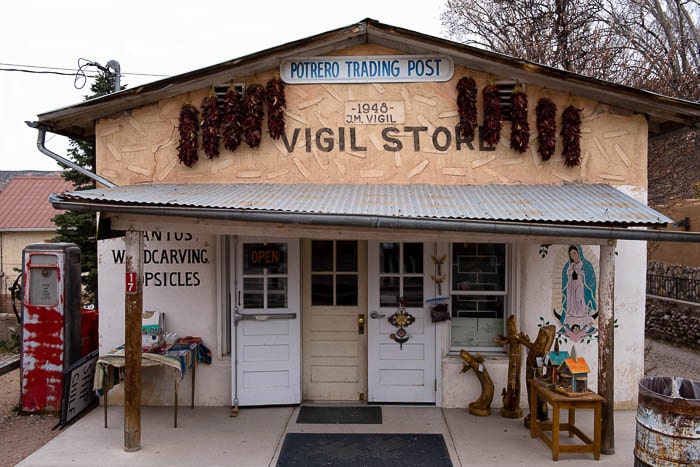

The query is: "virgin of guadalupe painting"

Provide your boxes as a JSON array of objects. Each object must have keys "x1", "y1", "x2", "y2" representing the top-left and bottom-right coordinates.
[{"x1": 557, "y1": 245, "x2": 598, "y2": 343}]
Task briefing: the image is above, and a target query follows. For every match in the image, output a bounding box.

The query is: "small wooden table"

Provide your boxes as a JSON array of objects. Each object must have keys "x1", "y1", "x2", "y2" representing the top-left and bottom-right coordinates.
[
  {"x1": 529, "y1": 378, "x2": 604, "y2": 461},
  {"x1": 94, "y1": 345, "x2": 198, "y2": 428}
]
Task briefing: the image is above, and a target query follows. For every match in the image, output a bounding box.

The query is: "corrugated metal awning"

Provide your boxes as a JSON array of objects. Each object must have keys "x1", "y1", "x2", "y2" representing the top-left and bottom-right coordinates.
[{"x1": 50, "y1": 183, "x2": 670, "y2": 226}]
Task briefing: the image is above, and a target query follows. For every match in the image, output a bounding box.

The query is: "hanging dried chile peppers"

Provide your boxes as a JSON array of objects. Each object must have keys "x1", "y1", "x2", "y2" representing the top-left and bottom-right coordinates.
[
  {"x1": 456, "y1": 76, "x2": 477, "y2": 141},
  {"x1": 200, "y1": 94, "x2": 221, "y2": 159},
  {"x1": 509, "y1": 86, "x2": 529, "y2": 153},
  {"x1": 482, "y1": 83, "x2": 502, "y2": 146},
  {"x1": 221, "y1": 87, "x2": 243, "y2": 152},
  {"x1": 243, "y1": 84, "x2": 265, "y2": 148},
  {"x1": 535, "y1": 97, "x2": 557, "y2": 161},
  {"x1": 265, "y1": 76, "x2": 286, "y2": 140},
  {"x1": 561, "y1": 105, "x2": 582, "y2": 167},
  {"x1": 177, "y1": 103, "x2": 199, "y2": 167}
]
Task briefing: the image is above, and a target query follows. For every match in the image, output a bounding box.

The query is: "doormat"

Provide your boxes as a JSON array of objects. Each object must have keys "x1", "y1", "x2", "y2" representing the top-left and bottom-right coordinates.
[
  {"x1": 276, "y1": 433, "x2": 452, "y2": 467},
  {"x1": 296, "y1": 405, "x2": 382, "y2": 424}
]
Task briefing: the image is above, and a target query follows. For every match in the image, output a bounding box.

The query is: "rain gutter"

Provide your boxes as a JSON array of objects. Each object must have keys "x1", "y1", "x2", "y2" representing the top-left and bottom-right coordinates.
[
  {"x1": 49, "y1": 196, "x2": 700, "y2": 243},
  {"x1": 26, "y1": 121, "x2": 118, "y2": 188}
]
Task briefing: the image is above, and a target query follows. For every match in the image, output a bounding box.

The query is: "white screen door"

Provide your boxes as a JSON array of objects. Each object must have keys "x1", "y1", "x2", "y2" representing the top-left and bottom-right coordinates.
[
  {"x1": 233, "y1": 237, "x2": 300, "y2": 405},
  {"x1": 368, "y1": 241, "x2": 436, "y2": 403}
]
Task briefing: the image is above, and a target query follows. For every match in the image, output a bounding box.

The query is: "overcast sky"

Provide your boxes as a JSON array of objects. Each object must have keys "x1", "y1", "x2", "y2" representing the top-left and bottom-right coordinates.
[{"x1": 1, "y1": 0, "x2": 447, "y2": 171}]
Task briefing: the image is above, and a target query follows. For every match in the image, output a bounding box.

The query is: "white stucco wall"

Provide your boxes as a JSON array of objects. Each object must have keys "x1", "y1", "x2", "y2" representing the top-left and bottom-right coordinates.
[
  {"x1": 441, "y1": 234, "x2": 646, "y2": 410},
  {"x1": 97, "y1": 231, "x2": 230, "y2": 406}
]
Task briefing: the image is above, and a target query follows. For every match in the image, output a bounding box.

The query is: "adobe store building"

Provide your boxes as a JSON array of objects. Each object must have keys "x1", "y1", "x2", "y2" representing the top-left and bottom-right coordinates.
[{"x1": 35, "y1": 19, "x2": 700, "y2": 428}]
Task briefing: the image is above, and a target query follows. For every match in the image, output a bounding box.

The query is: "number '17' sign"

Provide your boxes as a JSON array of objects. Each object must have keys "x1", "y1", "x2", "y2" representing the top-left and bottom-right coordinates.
[{"x1": 125, "y1": 272, "x2": 137, "y2": 294}]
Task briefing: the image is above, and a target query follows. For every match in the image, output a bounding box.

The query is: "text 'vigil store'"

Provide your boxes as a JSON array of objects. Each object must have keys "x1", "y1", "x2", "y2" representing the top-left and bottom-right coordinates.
[{"x1": 36, "y1": 19, "x2": 700, "y2": 416}]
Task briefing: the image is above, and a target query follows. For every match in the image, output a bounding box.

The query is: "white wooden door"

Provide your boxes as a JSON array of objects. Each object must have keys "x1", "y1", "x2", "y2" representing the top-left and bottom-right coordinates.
[
  {"x1": 233, "y1": 238, "x2": 300, "y2": 406},
  {"x1": 368, "y1": 241, "x2": 436, "y2": 403},
  {"x1": 302, "y1": 240, "x2": 367, "y2": 401}
]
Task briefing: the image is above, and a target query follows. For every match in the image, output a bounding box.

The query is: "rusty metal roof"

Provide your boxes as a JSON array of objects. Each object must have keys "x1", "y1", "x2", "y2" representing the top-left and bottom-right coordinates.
[
  {"x1": 0, "y1": 175, "x2": 74, "y2": 230},
  {"x1": 51, "y1": 183, "x2": 671, "y2": 226}
]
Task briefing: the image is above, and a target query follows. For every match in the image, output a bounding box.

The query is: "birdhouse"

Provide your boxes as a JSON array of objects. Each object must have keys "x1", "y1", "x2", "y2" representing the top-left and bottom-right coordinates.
[
  {"x1": 558, "y1": 357, "x2": 590, "y2": 393},
  {"x1": 547, "y1": 349, "x2": 570, "y2": 385}
]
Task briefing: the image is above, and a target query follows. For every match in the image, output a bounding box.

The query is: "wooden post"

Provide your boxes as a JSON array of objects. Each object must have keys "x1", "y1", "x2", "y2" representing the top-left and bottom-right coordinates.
[
  {"x1": 598, "y1": 241, "x2": 616, "y2": 455},
  {"x1": 518, "y1": 325, "x2": 555, "y2": 427},
  {"x1": 124, "y1": 230, "x2": 143, "y2": 452},
  {"x1": 493, "y1": 315, "x2": 523, "y2": 418}
]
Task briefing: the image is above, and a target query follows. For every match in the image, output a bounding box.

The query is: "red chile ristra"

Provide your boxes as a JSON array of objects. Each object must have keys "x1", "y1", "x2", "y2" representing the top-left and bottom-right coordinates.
[
  {"x1": 221, "y1": 87, "x2": 243, "y2": 152},
  {"x1": 200, "y1": 94, "x2": 221, "y2": 159},
  {"x1": 482, "y1": 83, "x2": 502, "y2": 146},
  {"x1": 243, "y1": 84, "x2": 265, "y2": 148},
  {"x1": 535, "y1": 97, "x2": 557, "y2": 161},
  {"x1": 456, "y1": 76, "x2": 477, "y2": 141},
  {"x1": 561, "y1": 105, "x2": 582, "y2": 167},
  {"x1": 177, "y1": 103, "x2": 199, "y2": 167},
  {"x1": 266, "y1": 76, "x2": 286, "y2": 140},
  {"x1": 510, "y1": 87, "x2": 529, "y2": 153}
]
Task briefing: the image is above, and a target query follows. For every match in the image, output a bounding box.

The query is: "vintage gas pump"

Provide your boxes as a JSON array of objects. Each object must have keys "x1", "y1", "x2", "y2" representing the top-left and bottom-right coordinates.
[{"x1": 20, "y1": 243, "x2": 82, "y2": 413}]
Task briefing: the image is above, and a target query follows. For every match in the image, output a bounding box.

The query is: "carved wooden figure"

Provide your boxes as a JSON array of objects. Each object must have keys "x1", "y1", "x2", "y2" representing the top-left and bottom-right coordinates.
[
  {"x1": 516, "y1": 325, "x2": 556, "y2": 427},
  {"x1": 493, "y1": 315, "x2": 523, "y2": 418},
  {"x1": 460, "y1": 350, "x2": 494, "y2": 416}
]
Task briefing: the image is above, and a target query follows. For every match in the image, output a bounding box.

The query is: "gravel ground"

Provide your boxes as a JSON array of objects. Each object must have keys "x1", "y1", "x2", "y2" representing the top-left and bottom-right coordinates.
[
  {"x1": 644, "y1": 337, "x2": 700, "y2": 381},
  {"x1": 0, "y1": 338, "x2": 697, "y2": 465}
]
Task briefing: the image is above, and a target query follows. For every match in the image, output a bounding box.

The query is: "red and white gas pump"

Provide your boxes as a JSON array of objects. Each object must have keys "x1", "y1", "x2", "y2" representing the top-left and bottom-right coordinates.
[{"x1": 20, "y1": 243, "x2": 82, "y2": 413}]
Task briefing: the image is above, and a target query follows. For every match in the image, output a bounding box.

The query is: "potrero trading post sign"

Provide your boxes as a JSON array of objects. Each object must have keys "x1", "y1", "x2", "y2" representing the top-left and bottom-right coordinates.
[{"x1": 280, "y1": 55, "x2": 454, "y2": 83}]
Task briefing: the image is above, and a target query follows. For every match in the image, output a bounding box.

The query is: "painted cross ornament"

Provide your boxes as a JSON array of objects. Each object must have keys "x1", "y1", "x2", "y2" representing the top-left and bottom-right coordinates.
[{"x1": 388, "y1": 296, "x2": 415, "y2": 349}]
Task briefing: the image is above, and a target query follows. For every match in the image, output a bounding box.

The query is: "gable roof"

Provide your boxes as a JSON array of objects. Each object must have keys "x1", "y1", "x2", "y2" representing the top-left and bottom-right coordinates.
[
  {"x1": 0, "y1": 175, "x2": 75, "y2": 230},
  {"x1": 549, "y1": 351, "x2": 570, "y2": 366},
  {"x1": 560, "y1": 357, "x2": 591, "y2": 374},
  {"x1": 35, "y1": 18, "x2": 700, "y2": 141}
]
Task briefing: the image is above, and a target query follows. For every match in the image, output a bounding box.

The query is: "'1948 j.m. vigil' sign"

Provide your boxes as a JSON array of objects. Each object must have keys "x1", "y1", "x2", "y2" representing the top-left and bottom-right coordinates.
[{"x1": 280, "y1": 55, "x2": 454, "y2": 83}]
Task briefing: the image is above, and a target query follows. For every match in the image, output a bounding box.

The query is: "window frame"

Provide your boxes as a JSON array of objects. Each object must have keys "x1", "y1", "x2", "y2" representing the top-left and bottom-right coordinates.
[
  {"x1": 448, "y1": 242, "x2": 513, "y2": 353},
  {"x1": 378, "y1": 241, "x2": 425, "y2": 308},
  {"x1": 310, "y1": 240, "x2": 359, "y2": 307}
]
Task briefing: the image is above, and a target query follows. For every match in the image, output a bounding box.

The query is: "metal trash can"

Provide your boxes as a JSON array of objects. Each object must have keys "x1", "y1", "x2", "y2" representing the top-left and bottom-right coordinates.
[{"x1": 634, "y1": 376, "x2": 700, "y2": 466}]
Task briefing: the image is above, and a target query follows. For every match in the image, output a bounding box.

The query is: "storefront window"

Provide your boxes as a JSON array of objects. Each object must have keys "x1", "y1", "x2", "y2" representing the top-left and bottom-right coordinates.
[
  {"x1": 242, "y1": 243, "x2": 288, "y2": 309},
  {"x1": 450, "y1": 243, "x2": 507, "y2": 350},
  {"x1": 379, "y1": 242, "x2": 423, "y2": 307},
  {"x1": 311, "y1": 240, "x2": 358, "y2": 306}
]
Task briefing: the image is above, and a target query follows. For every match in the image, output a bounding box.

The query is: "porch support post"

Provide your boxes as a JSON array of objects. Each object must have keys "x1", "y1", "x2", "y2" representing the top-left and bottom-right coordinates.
[
  {"x1": 598, "y1": 241, "x2": 616, "y2": 455},
  {"x1": 124, "y1": 230, "x2": 143, "y2": 452}
]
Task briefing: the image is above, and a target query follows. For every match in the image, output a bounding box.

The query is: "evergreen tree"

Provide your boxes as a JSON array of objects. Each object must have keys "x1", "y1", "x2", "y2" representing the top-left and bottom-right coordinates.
[{"x1": 52, "y1": 69, "x2": 123, "y2": 306}]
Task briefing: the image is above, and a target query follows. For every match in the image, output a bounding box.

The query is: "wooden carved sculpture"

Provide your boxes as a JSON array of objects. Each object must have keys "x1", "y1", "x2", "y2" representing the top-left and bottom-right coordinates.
[
  {"x1": 493, "y1": 315, "x2": 523, "y2": 418},
  {"x1": 460, "y1": 350, "x2": 494, "y2": 416},
  {"x1": 517, "y1": 324, "x2": 556, "y2": 428}
]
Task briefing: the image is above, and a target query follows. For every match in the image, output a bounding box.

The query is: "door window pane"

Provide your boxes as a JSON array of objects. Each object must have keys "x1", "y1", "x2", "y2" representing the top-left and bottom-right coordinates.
[
  {"x1": 336, "y1": 275, "x2": 358, "y2": 306},
  {"x1": 312, "y1": 241, "x2": 333, "y2": 272},
  {"x1": 243, "y1": 277, "x2": 264, "y2": 309},
  {"x1": 266, "y1": 243, "x2": 288, "y2": 275},
  {"x1": 311, "y1": 274, "x2": 333, "y2": 306},
  {"x1": 267, "y1": 277, "x2": 288, "y2": 308},
  {"x1": 380, "y1": 243, "x2": 400, "y2": 274},
  {"x1": 380, "y1": 277, "x2": 400, "y2": 307},
  {"x1": 336, "y1": 241, "x2": 358, "y2": 272},
  {"x1": 403, "y1": 277, "x2": 424, "y2": 307},
  {"x1": 403, "y1": 243, "x2": 423, "y2": 273}
]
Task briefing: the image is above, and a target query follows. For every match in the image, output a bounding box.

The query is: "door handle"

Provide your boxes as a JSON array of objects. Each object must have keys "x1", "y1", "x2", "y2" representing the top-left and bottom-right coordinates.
[
  {"x1": 358, "y1": 314, "x2": 365, "y2": 334},
  {"x1": 370, "y1": 310, "x2": 385, "y2": 319}
]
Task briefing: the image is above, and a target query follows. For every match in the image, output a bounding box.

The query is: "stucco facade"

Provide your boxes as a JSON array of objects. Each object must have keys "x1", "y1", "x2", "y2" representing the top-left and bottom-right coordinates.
[{"x1": 85, "y1": 38, "x2": 657, "y2": 410}]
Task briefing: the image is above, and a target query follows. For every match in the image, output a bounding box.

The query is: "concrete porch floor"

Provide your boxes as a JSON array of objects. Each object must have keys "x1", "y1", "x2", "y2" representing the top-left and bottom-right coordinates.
[{"x1": 18, "y1": 405, "x2": 637, "y2": 466}]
